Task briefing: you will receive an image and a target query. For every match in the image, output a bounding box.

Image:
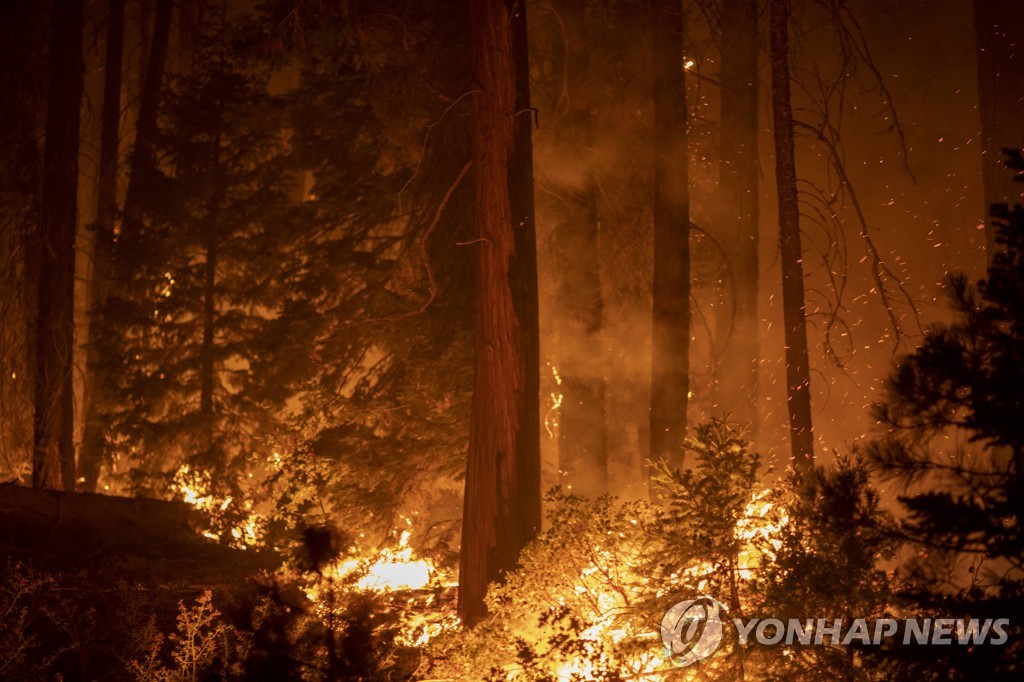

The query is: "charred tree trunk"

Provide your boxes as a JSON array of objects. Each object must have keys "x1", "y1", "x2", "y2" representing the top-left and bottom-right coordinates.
[
  {"x1": 649, "y1": 0, "x2": 690, "y2": 472},
  {"x1": 199, "y1": 209, "x2": 218, "y2": 462},
  {"x1": 973, "y1": 0, "x2": 1024, "y2": 259},
  {"x1": 80, "y1": 0, "x2": 125, "y2": 493},
  {"x1": 555, "y1": 0, "x2": 608, "y2": 498},
  {"x1": 459, "y1": 0, "x2": 541, "y2": 628},
  {"x1": 768, "y1": 0, "x2": 813, "y2": 475},
  {"x1": 0, "y1": 0, "x2": 45, "y2": 477},
  {"x1": 715, "y1": 0, "x2": 760, "y2": 440},
  {"x1": 121, "y1": 0, "x2": 172, "y2": 229},
  {"x1": 35, "y1": 0, "x2": 84, "y2": 490}
]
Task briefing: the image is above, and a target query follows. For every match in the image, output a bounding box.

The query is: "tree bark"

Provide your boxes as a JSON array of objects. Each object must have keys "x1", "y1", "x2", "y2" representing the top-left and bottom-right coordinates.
[
  {"x1": 767, "y1": 0, "x2": 813, "y2": 475},
  {"x1": 715, "y1": 0, "x2": 760, "y2": 441},
  {"x1": 555, "y1": 0, "x2": 608, "y2": 498},
  {"x1": 35, "y1": 0, "x2": 84, "y2": 491},
  {"x1": 973, "y1": 0, "x2": 1024, "y2": 259},
  {"x1": 649, "y1": 0, "x2": 690, "y2": 472},
  {"x1": 80, "y1": 0, "x2": 125, "y2": 493},
  {"x1": 459, "y1": 0, "x2": 541, "y2": 628}
]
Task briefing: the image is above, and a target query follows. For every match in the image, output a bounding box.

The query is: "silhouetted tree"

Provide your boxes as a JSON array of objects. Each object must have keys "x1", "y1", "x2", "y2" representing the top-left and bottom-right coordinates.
[
  {"x1": 649, "y1": 0, "x2": 691, "y2": 472},
  {"x1": 768, "y1": 0, "x2": 814, "y2": 475},
  {"x1": 99, "y1": 21, "x2": 293, "y2": 507},
  {"x1": 121, "y1": 0, "x2": 172, "y2": 231},
  {"x1": 80, "y1": 0, "x2": 126, "y2": 492},
  {"x1": 542, "y1": 0, "x2": 609, "y2": 498},
  {"x1": 759, "y1": 456, "x2": 896, "y2": 681},
  {"x1": 256, "y1": 0, "x2": 476, "y2": 547},
  {"x1": 35, "y1": 0, "x2": 84, "y2": 490},
  {"x1": 715, "y1": 0, "x2": 760, "y2": 440},
  {"x1": 0, "y1": 0, "x2": 46, "y2": 480},
  {"x1": 869, "y1": 170, "x2": 1024, "y2": 679}
]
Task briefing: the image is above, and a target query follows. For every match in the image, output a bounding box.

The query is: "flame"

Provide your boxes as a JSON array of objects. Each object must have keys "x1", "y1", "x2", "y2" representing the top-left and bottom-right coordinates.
[
  {"x1": 317, "y1": 528, "x2": 440, "y2": 593},
  {"x1": 355, "y1": 530, "x2": 432, "y2": 591},
  {"x1": 172, "y1": 464, "x2": 262, "y2": 549},
  {"x1": 735, "y1": 490, "x2": 789, "y2": 580},
  {"x1": 541, "y1": 490, "x2": 788, "y2": 678},
  {"x1": 304, "y1": 527, "x2": 458, "y2": 648},
  {"x1": 545, "y1": 363, "x2": 564, "y2": 438},
  {"x1": 173, "y1": 465, "x2": 217, "y2": 512}
]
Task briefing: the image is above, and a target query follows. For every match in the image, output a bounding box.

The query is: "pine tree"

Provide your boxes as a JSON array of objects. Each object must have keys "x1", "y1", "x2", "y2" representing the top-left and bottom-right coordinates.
[
  {"x1": 869, "y1": 162, "x2": 1024, "y2": 679},
  {"x1": 99, "y1": 19, "x2": 293, "y2": 509},
  {"x1": 972, "y1": 0, "x2": 1024, "y2": 260},
  {"x1": 256, "y1": 0, "x2": 477, "y2": 545},
  {"x1": 758, "y1": 457, "x2": 896, "y2": 681}
]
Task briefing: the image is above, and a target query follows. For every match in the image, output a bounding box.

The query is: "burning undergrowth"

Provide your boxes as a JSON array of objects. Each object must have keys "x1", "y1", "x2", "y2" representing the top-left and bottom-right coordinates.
[{"x1": 79, "y1": 417, "x2": 893, "y2": 680}]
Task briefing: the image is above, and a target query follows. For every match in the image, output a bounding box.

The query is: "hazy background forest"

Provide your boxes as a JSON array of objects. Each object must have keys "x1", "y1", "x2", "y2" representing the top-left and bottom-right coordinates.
[{"x1": 0, "y1": 0, "x2": 1022, "y2": 679}]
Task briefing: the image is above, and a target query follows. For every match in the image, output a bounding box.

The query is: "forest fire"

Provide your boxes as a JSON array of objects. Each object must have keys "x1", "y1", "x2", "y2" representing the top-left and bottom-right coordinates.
[
  {"x1": 331, "y1": 530, "x2": 436, "y2": 592},
  {"x1": 172, "y1": 464, "x2": 262, "y2": 548},
  {"x1": 1, "y1": 0, "x2": 1023, "y2": 678}
]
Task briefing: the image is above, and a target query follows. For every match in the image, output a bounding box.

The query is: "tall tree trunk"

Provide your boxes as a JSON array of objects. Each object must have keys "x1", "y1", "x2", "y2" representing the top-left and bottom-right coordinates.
[
  {"x1": 80, "y1": 0, "x2": 125, "y2": 493},
  {"x1": 556, "y1": 182, "x2": 607, "y2": 497},
  {"x1": 973, "y1": 0, "x2": 1024, "y2": 259},
  {"x1": 555, "y1": 0, "x2": 607, "y2": 498},
  {"x1": 121, "y1": 0, "x2": 172, "y2": 228},
  {"x1": 199, "y1": 209, "x2": 218, "y2": 462},
  {"x1": 0, "y1": 0, "x2": 45, "y2": 477},
  {"x1": 715, "y1": 0, "x2": 760, "y2": 441},
  {"x1": 767, "y1": 0, "x2": 813, "y2": 475},
  {"x1": 35, "y1": 0, "x2": 84, "y2": 490},
  {"x1": 459, "y1": 0, "x2": 541, "y2": 628},
  {"x1": 649, "y1": 0, "x2": 690, "y2": 472}
]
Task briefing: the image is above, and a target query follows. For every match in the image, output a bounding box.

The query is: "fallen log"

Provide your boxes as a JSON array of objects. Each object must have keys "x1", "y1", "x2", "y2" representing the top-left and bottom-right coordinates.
[{"x1": 0, "y1": 483, "x2": 279, "y2": 584}]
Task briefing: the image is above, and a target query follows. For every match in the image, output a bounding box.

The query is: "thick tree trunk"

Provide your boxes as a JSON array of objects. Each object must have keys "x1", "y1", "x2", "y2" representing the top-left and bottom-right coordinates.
[
  {"x1": 35, "y1": 0, "x2": 84, "y2": 491},
  {"x1": 649, "y1": 0, "x2": 690, "y2": 472},
  {"x1": 80, "y1": 0, "x2": 125, "y2": 493},
  {"x1": 555, "y1": 0, "x2": 607, "y2": 498},
  {"x1": 973, "y1": 0, "x2": 1024, "y2": 259},
  {"x1": 459, "y1": 0, "x2": 541, "y2": 628},
  {"x1": 715, "y1": 0, "x2": 760, "y2": 440},
  {"x1": 767, "y1": 0, "x2": 813, "y2": 475}
]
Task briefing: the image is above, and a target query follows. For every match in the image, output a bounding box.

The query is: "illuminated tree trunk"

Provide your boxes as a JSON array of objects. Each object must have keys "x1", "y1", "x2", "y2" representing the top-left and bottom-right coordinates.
[
  {"x1": 35, "y1": 0, "x2": 84, "y2": 490},
  {"x1": 649, "y1": 0, "x2": 690, "y2": 471},
  {"x1": 768, "y1": 0, "x2": 813, "y2": 475},
  {"x1": 80, "y1": 0, "x2": 125, "y2": 493},
  {"x1": 715, "y1": 0, "x2": 760, "y2": 441},
  {"x1": 459, "y1": 0, "x2": 541, "y2": 628},
  {"x1": 973, "y1": 0, "x2": 1024, "y2": 259},
  {"x1": 556, "y1": 0, "x2": 607, "y2": 498}
]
